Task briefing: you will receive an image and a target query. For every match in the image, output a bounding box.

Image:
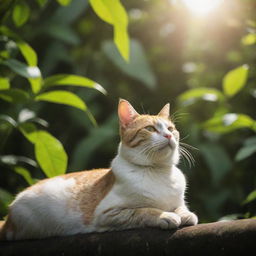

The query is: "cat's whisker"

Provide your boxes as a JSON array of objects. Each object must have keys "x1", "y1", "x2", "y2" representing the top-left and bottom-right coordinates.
[
  {"x1": 180, "y1": 142, "x2": 199, "y2": 151},
  {"x1": 179, "y1": 146, "x2": 195, "y2": 168}
]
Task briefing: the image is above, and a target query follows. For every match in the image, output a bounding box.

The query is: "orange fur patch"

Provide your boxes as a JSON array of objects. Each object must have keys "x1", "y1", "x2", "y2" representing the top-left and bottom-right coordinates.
[{"x1": 64, "y1": 169, "x2": 115, "y2": 225}]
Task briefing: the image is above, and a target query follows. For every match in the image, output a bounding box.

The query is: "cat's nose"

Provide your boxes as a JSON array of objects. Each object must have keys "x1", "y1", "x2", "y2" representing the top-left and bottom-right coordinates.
[{"x1": 164, "y1": 134, "x2": 172, "y2": 139}]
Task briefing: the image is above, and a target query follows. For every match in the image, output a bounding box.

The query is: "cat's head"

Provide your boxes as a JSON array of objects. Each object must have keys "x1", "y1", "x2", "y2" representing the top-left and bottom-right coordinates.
[{"x1": 118, "y1": 99, "x2": 180, "y2": 167}]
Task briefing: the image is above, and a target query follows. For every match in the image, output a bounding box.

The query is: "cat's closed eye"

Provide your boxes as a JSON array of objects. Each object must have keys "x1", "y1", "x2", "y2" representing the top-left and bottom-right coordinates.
[{"x1": 144, "y1": 126, "x2": 157, "y2": 132}]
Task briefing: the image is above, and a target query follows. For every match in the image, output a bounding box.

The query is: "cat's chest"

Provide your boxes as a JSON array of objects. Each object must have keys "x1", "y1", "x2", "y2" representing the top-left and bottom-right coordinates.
[{"x1": 116, "y1": 167, "x2": 186, "y2": 211}]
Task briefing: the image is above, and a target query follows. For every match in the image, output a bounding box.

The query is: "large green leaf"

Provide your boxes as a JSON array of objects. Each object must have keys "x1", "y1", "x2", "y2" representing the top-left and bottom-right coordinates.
[
  {"x1": 0, "y1": 89, "x2": 29, "y2": 103},
  {"x1": 12, "y1": 2, "x2": 30, "y2": 27},
  {"x1": 89, "y1": 0, "x2": 113, "y2": 24},
  {"x1": 43, "y1": 74, "x2": 106, "y2": 94},
  {"x1": 19, "y1": 123, "x2": 67, "y2": 177},
  {"x1": 223, "y1": 65, "x2": 249, "y2": 97},
  {"x1": 102, "y1": 39, "x2": 156, "y2": 89},
  {"x1": 178, "y1": 87, "x2": 225, "y2": 106},
  {"x1": 35, "y1": 90, "x2": 87, "y2": 111},
  {"x1": 90, "y1": 0, "x2": 129, "y2": 61},
  {"x1": 35, "y1": 131, "x2": 67, "y2": 177},
  {"x1": 203, "y1": 113, "x2": 256, "y2": 133}
]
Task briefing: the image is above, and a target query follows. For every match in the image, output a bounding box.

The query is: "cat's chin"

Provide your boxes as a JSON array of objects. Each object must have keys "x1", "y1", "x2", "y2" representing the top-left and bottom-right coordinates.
[{"x1": 119, "y1": 142, "x2": 179, "y2": 168}]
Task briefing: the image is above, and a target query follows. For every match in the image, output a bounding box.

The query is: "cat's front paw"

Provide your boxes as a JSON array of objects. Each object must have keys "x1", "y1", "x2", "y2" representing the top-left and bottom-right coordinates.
[
  {"x1": 179, "y1": 211, "x2": 198, "y2": 226},
  {"x1": 157, "y1": 212, "x2": 181, "y2": 229}
]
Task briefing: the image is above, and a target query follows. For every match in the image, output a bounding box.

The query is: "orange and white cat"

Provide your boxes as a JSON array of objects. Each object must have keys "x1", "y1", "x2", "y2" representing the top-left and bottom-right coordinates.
[{"x1": 0, "y1": 99, "x2": 198, "y2": 240}]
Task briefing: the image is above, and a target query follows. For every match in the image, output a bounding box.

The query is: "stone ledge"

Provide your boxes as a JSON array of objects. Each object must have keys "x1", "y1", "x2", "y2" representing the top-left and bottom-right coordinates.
[{"x1": 0, "y1": 219, "x2": 256, "y2": 256}]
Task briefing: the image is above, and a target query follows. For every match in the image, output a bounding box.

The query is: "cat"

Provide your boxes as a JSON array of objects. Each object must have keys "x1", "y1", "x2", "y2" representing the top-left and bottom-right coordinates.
[{"x1": 0, "y1": 99, "x2": 198, "y2": 240}]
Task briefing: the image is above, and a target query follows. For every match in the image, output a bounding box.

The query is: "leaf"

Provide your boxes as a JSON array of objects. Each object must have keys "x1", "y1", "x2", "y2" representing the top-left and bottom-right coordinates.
[
  {"x1": 0, "y1": 115, "x2": 17, "y2": 127},
  {"x1": 0, "y1": 188, "x2": 13, "y2": 207},
  {"x1": 242, "y1": 33, "x2": 256, "y2": 45},
  {"x1": 19, "y1": 122, "x2": 38, "y2": 143},
  {"x1": 1, "y1": 59, "x2": 41, "y2": 79},
  {"x1": 178, "y1": 87, "x2": 225, "y2": 106},
  {"x1": 14, "y1": 166, "x2": 36, "y2": 185},
  {"x1": 235, "y1": 144, "x2": 256, "y2": 161},
  {"x1": 56, "y1": 0, "x2": 72, "y2": 6},
  {"x1": 223, "y1": 65, "x2": 249, "y2": 97},
  {"x1": 0, "y1": 155, "x2": 37, "y2": 167},
  {"x1": 89, "y1": 0, "x2": 113, "y2": 24},
  {"x1": 28, "y1": 77, "x2": 42, "y2": 94},
  {"x1": 243, "y1": 190, "x2": 256, "y2": 205},
  {"x1": 19, "y1": 123, "x2": 67, "y2": 177},
  {"x1": 0, "y1": 89, "x2": 29, "y2": 103},
  {"x1": 199, "y1": 143, "x2": 232, "y2": 184},
  {"x1": 203, "y1": 113, "x2": 256, "y2": 133},
  {"x1": 0, "y1": 77, "x2": 10, "y2": 90},
  {"x1": 12, "y1": 2, "x2": 30, "y2": 27},
  {"x1": 35, "y1": 131, "x2": 67, "y2": 177},
  {"x1": 114, "y1": 25, "x2": 129, "y2": 62},
  {"x1": 46, "y1": 24, "x2": 80, "y2": 45},
  {"x1": 16, "y1": 40, "x2": 37, "y2": 66},
  {"x1": 90, "y1": 0, "x2": 130, "y2": 61},
  {"x1": 0, "y1": 26, "x2": 38, "y2": 66},
  {"x1": 35, "y1": 90, "x2": 87, "y2": 111},
  {"x1": 71, "y1": 115, "x2": 117, "y2": 170},
  {"x1": 43, "y1": 74, "x2": 106, "y2": 94},
  {"x1": 102, "y1": 39, "x2": 156, "y2": 89}
]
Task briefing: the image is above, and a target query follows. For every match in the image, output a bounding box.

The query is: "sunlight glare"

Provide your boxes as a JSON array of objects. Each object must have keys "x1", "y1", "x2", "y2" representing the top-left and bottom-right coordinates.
[{"x1": 182, "y1": 0, "x2": 222, "y2": 16}]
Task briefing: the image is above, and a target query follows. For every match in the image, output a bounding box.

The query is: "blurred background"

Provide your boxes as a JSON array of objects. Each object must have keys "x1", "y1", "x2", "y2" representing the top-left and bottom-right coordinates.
[{"x1": 0, "y1": 0, "x2": 255, "y2": 223}]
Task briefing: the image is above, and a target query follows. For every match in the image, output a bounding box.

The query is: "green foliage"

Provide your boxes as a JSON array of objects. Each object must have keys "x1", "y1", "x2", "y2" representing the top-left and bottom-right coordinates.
[
  {"x1": 14, "y1": 166, "x2": 36, "y2": 185},
  {"x1": 102, "y1": 39, "x2": 156, "y2": 89},
  {"x1": 12, "y1": 2, "x2": 30, "y2": 27},
  {"x1": 19, "y1": 123, "x2": 67, "y2": 177},
  {"x1": 223, "y1": 65, "x2": 249, "y2": 97},
  {"x1": 235, "y1": 137, "x2": 256, "y2": 161},
  {"x1": 35, "y1": 90, "x2": 87, "y2": 111},
  {"x1": 203, "y1": 113, "x2": 256, "y2": 133},
  {"x1": 44, "y1": 74, "x2": 106, "y2": 94},
  {"x1": 178, "y1": 88, "x2": 225, "y2": 106},
  {"x1": 90, "y1": 0, "x2": 130, "y2": 61},
  {"x1": 0, "y1": 2, "x2": 107, "y2": 181}
]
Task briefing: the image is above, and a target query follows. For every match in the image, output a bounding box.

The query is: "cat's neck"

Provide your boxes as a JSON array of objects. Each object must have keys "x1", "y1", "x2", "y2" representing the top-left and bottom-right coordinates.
[{"x1": 111, "y1": 142, "x2": 176, "y2": 175}]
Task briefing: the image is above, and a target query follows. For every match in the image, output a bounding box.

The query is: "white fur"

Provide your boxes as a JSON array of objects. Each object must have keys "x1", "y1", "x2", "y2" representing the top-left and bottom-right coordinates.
[{"x1": 8, "y1": 177, "x2": 87, "y2": 240}]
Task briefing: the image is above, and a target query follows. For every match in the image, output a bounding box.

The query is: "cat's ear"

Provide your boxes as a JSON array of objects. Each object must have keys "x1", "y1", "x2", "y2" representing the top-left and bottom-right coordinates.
[
  {"x1": 158, "y1": 103, "x2": 170, "y2": 118},
  {"x1": 118, "y1": 99, "x2": 139, "y2": 128}
]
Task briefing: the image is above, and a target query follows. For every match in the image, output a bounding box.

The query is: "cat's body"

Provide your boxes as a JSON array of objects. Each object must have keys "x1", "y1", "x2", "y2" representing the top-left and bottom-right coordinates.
[{"x1": 0, "y1": 99, "x2": 198, "y2": 240}]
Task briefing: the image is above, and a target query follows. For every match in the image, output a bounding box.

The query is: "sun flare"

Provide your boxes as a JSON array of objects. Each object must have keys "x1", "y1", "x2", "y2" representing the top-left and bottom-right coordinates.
[{"x1": 182, "y1": 0, "x2": 223, "y2": 16}]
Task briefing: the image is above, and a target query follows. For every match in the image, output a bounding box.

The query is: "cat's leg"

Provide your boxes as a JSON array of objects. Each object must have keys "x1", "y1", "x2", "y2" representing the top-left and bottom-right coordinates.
[
  {"x1": 174, "y1": 205, "x2": 198, "y2": 226},
  {"x1": 96, "y1": 207, "x2": 181, "y2": 231}
]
